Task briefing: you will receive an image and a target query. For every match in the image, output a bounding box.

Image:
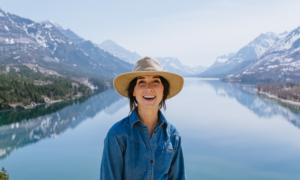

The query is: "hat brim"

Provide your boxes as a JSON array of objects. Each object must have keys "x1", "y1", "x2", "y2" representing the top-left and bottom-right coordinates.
[{"x1": 113, "y1": 71, "x2": 184, "y2": 99}]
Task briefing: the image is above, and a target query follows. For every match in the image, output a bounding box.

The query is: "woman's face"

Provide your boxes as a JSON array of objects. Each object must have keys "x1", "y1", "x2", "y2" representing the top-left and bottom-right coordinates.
[{"x1": 133, "y1": 75, "x2": 164, "y2": 110}]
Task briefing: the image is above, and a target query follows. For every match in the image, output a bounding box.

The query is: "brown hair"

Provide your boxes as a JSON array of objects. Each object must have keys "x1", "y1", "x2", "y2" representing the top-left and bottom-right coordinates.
[{"x1": 127, "y1": 76, "x2": 170, "y2": 113}]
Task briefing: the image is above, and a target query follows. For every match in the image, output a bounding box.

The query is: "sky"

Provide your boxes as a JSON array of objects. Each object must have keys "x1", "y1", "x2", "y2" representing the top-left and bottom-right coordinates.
[{"x1": 1, "y1": 0, "x2": 300, "y2": 67}]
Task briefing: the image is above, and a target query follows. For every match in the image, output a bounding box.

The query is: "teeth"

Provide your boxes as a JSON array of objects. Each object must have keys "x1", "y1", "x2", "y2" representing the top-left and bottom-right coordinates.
[{"x1": 144, "y1": 96, "x2": 155, "y2": 99}]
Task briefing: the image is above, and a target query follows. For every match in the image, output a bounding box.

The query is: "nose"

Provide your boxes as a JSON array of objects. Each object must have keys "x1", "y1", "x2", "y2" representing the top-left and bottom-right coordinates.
[{"x1": 146, "y1": 82, "x2": 153, "y2": 91}]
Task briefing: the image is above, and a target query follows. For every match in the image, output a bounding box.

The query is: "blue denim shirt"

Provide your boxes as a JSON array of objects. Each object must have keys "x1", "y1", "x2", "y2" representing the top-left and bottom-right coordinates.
[{"x1": 100, "y1": 109, "x2": 186, "y2": 180}]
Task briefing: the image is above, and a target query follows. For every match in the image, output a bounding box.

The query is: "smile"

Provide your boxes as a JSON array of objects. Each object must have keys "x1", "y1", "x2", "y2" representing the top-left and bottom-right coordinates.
[{"x1": 143, "y1": 95, "x2": 156, "y2": 100}]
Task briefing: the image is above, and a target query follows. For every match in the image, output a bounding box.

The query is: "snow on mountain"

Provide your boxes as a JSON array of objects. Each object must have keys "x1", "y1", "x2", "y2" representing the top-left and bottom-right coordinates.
[
  {"x1": 0, "y1": 9, "x2": 132, "y2": 78},
  {"x1": 199, "y1": 32, "x2": 279, "y2": 77},
  {"x1": 40, "y1": 20, "x2": 85, "y2": 44},
  {"x1": 155, "y1": 57, "x2": 206, "y2": 76},
  {"x1": 221, "y1": 27, "x2": 300, "y2": 83},
  {"x1": 98, "y1": 40, "x2": 142, "y2": 64}
]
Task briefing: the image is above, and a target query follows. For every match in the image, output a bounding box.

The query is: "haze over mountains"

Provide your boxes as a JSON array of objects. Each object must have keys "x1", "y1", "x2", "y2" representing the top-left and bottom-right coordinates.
[
  {"x1": 42, "y1": 20, "x2": 207, "y2": 76},
  {"x1": 97, "y1": 39, "x2": 207, "y2": 76},
  {"x1": 1, "y1": 7, "x2": 300, "y2": 82},
  {"x1": 198, "y1": 28, "x2": 300, "y2": 83},
  {"x1": 199, "y1": 32, "x2": 280, "y2": 78}
]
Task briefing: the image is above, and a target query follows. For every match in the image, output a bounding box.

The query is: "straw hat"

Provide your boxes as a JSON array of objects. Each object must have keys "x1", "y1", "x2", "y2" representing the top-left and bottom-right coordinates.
[{"x1": 113, "y1": 56, "x2": 184, "y2": 99}]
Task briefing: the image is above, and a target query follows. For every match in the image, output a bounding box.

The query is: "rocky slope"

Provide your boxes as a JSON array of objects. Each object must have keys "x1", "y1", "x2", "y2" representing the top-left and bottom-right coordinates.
[{"x1": 221, "y1": 27, "x2": 300, "y2": 83}]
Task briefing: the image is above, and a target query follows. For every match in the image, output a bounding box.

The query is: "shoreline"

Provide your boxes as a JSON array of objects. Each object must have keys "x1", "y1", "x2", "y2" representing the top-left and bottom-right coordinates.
[
  {"x1": 0, "y1": 93, "x2": 84, "y2": 112},
  {"x1": 255, "y1": 89, "x2": 300, "y2": 106}
]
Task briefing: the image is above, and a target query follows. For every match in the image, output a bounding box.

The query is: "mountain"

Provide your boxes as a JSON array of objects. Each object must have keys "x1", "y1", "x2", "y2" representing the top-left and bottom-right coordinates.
[
  {"x1": 199, "y1": 32, "x2": 279, "y2": 77},
  {"x1": 97, "y1": 40, "x2": 207, "y2": 76},
  {"x1": 155, "y1": 57, "x2": 207, "y2": 76},
  {"x1": 40, "y1": 21, "x2": 133, "y2": 76},
  {"x1": 98, "y1": 40, "x2": 142, "y2": 64},
  {"x1": 78, "y1": 40, "x2": 133, "y2": 75},
  {"x1": 221, "y1": 27, "x2": 300, "y2": 83},
  {"x1": 40, "y1": 20, "x2": 85, "y2": 44},
  {"x1": 0, "y1": 9, "x2": 132, "y2": 81}
]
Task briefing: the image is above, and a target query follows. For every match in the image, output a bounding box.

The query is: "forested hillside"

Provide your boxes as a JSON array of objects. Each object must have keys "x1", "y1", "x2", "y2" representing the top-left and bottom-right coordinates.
[{"x1": 0, "y1": 65, "x2": 98, "y2": 110}]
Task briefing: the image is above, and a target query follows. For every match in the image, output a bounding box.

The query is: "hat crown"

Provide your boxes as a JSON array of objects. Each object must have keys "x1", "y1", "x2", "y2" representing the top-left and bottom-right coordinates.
[{"x1": 133, "y1": 56, "x2": 163, "y2": 72}]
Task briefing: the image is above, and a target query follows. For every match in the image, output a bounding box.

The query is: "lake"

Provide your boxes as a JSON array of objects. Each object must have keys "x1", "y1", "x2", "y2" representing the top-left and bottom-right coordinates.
[{"x1": 1, "y1": 78, "x2": 300, "y2": 180}]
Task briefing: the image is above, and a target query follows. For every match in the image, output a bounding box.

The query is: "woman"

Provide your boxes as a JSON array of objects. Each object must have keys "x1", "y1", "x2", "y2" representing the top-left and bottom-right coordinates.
[{"x1": 100, "y1": 56, "x2": 186, "y2": 180}]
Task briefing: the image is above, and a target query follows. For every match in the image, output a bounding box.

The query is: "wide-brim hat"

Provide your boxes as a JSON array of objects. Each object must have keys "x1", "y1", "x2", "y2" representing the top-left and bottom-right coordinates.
[{"x1": 113, "y1": 56, "x2": 184, "y2": 99}]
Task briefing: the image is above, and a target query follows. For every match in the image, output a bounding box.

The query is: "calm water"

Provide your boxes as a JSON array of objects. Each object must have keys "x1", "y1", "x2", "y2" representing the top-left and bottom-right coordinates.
[{"x1": 1, "y1": 78, "x2": 300, "y2": 180}]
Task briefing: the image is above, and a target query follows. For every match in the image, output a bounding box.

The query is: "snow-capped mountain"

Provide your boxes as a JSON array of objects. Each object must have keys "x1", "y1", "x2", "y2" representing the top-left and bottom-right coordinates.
[
  {"x1": 221, "y1": 26, "x2": 300, "y2": 83},
  {"x1": 0, "y1": 9, "x2": 133, "y2": 78},
  {"x1": 155, "y1": 57, "x2": 207, "y2": 76},
  {"x1": 98, "y1": 40, "x2": 142, "y2": 64},
  {"x1": 40, "y1": 20, "x2": 133, "y2": 75},
  {"x1": 199, "y1": 32, "x2": 279, "y2": 77},
  {"x1": 40, "y1": 20, "x2": 85, "y2": 44}
]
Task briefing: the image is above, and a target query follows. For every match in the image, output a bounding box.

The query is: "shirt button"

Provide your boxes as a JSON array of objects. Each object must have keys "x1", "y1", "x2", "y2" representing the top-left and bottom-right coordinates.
[
  {"x1": 149, "y1": 175, "x2": 151, "y2": 179},
  {"x1": 154, "y1": 131, "x2": 156, "y2": 133},
  {"x1": 145, "y1": 130, "x2": 148, "y2": 134},
  {"x1": 150, "y1": 160, "x2": 153, "y2": 164}
]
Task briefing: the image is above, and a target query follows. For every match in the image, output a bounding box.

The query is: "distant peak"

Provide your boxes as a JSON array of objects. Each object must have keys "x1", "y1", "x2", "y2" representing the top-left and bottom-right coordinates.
[
  {"x1": 279, "y1": 31, "x2": 288, "y2": 36},
  {"x1": 40, "y1": 20, "x2": 62, "y2": 28},
  {"x1": 101, "y1": 39, "x2": 117, "y2": 44}
]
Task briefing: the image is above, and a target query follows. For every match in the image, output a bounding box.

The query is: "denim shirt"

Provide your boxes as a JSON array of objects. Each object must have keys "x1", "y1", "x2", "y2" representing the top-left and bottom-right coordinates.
[{"x1": 100, "y1": 109, "x2": 186, "y2": 180}]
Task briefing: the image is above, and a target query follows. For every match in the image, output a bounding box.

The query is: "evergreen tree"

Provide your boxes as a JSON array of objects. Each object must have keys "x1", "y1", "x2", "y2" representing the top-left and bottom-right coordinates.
[{"x1": 0, "y1": 167, "x2": 9, "y2": 180}]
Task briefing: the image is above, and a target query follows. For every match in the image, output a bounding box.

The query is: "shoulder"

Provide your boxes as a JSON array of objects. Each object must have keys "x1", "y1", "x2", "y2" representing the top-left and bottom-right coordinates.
[
  {"x1": 107, "y1": 116, "x2": 131, "y2": 137},
  {"x1": 165, "y1": 121, "x2": 181, "y2": 138}
]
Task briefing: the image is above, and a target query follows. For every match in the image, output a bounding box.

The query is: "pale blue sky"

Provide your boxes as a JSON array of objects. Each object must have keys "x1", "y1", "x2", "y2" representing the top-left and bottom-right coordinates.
[{"x1": 1, "y1": 0, "x2": 300, "y2": 67}]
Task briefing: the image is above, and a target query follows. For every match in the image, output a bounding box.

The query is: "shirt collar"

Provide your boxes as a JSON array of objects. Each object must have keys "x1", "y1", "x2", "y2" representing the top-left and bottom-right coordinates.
[{"x1": 129, "y1": 109, "x2": 168, "y2": 129}]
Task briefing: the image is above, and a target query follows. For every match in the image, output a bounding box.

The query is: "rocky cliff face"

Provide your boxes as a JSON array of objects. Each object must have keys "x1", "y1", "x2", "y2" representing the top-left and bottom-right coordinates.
[{"x1": 221, "y1": 27, "x2": 300, "y2": 83}]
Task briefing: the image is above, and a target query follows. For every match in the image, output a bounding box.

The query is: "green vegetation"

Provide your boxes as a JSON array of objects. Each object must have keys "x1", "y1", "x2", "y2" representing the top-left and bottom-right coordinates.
[
  {"x1": 0, "y1": 65, "x2": 92, "y2": 109},
  {"x1": 0, "y1": 167, "x2": 9, "y2": 180},
  {"x1": 89, "y1": 77, "x2": 108, "y2": 91}
]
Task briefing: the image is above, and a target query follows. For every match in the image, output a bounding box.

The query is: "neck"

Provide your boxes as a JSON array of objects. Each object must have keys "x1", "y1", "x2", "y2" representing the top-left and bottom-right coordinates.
[{"x1": 137, "y1": 106, "x2": 159, "y2": 137}]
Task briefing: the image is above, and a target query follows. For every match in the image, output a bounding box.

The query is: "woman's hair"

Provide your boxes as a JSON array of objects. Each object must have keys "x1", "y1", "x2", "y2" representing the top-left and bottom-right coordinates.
[{"x1": 127, "y1": 76, "x2": 170, "y2": 113}]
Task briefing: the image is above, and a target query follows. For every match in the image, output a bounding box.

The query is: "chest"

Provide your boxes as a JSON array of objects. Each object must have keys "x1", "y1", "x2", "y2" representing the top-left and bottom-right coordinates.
[{"x1": 121, "y1": 130, "x2": 178, "y2": 180}]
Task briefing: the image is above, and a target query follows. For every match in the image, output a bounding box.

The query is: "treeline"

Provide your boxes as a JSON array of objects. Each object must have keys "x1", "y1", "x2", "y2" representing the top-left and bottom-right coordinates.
[
  {"x1": 0, "y1": 65, "x2": 92, "y2": 108},
  {"x1": 89, "y1": 77, "x2": 108, "y2": 90},
  {"x1": 257, "y1": 82, "x2": 300, "y2": 102}
]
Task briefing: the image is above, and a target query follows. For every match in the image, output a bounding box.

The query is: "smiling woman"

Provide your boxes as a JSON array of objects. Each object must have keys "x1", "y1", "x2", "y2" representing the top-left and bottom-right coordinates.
[
  {"x1": 127, "y1": 75, "x2": 170, "y2": 113},
  {"x1": 100, "y1": 56, "x2": 186, "y2": 180}
]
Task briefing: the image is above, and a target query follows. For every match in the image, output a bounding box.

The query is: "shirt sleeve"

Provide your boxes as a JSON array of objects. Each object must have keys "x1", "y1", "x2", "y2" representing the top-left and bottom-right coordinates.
[
  {"x1": 100, "y1": 130, "x2": 124, "y2": 180},
  {"x1": 168, "y1": 136, "x2": 186, "y2": 180}
]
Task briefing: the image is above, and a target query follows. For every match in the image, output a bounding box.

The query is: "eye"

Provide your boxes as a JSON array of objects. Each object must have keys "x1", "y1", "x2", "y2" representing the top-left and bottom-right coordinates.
[
  {"x1": 154, "y1": 80, "x2": 160, "y2": 83},
  {"x1": 138, "y1": 80, "x2": 145, "y2": 84}
]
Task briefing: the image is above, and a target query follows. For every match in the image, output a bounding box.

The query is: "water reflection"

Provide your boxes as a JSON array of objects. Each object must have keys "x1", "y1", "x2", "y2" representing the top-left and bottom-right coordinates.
[
  {"x1": 0, "y1": 89, "x2": 124, "y2": 159},
  {"x1": 204, "y1": 80, "x2": 300, "y2": 129}
]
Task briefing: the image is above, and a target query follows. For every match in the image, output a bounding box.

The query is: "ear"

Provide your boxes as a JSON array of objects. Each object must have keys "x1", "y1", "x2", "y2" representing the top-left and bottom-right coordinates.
[{"x1": 133, "y1": 90, "x2": 136, "y2": 97}]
